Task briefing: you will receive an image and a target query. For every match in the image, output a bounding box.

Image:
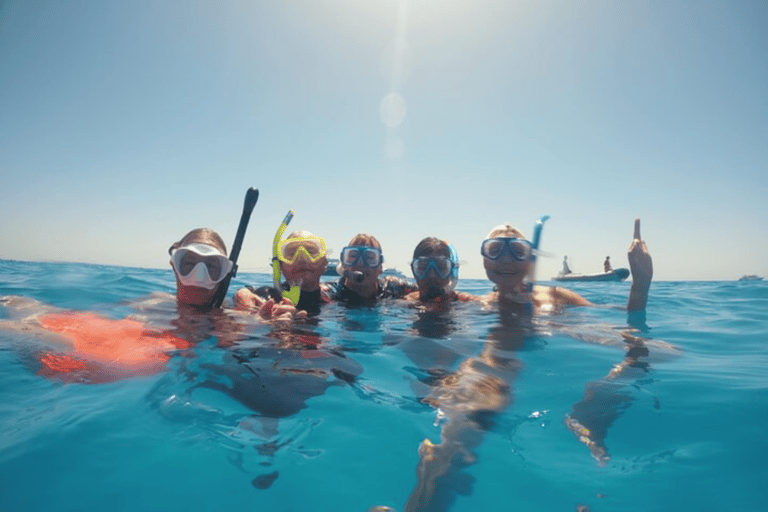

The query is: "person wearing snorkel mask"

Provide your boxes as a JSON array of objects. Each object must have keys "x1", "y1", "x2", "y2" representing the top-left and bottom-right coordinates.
[
  {"x1": 405, "y1": 237, "x2": 475, "y2": 304},
  {"x1": 480, "y1": 224, "x2": 590, "y2": 309},
  {"x1": 481, "y1": 219, "x2": 652, "y2": 312},
  {"x1": 324, "y1": 234, "x2": 416, "y2": 305},
  {"x1": 0, "y1": 227, "x2": 288, "y2": 384},
  {"x1": 168, "y1": 228, "x2": 233, "y2": 309},
  {"x1": 235, "y1": 230, "x2": 330, "y2": 315}
]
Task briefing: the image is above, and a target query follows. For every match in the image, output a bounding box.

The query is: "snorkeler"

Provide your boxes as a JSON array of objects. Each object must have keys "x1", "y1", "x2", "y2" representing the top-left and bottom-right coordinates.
[
  {"x1": 404, "y1": 237, "x2": 476, "y2": 304},
  {"x1": 0, "y1": 224, "x2": 297, "y2": 383},
  {"x1": 235, "y1": 220, "x2": 330, "y2": 315},
  {"x1": 481, "y1": 219, "x2": 652, "y2": 312},
  {"x1": 323, "y1": 233, "x2": 416, "y2": 305}
]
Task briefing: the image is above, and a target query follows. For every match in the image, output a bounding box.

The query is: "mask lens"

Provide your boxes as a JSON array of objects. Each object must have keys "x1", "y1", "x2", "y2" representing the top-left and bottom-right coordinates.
[
  {"x1": 434, "y1": 258, "x2": 451, "y2": 277},
  {"x1": 481, "y1": 239, "x2": 504, "y2": 259},
  {"x1": 341, "y1": 247, "x2": 361, "y2": 266},
  {"x1": 509, "y1": 240, "x2": 531, "y2": 260},
  {"x1": 411, "y1": 258, "x2": 428, "y2": 277},
  {"x1": 363, "y1": 249, "x2": 381, "y2": 267}
]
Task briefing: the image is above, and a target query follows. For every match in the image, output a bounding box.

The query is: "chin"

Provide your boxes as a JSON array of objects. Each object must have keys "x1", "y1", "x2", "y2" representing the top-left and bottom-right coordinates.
[{"x1": 178, "y1": 287, "x2": 216, "y2": 307}]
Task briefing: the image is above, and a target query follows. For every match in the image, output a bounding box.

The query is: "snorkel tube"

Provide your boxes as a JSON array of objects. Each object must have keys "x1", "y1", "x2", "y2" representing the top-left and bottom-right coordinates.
[
  {"x1": 447, "y1": 244, "x2": 460, "y2": 291},
  {"x1": 272, "y1": 210, "x2": 302, "y2": 305},
  {"x1": 343, "y1": 270, "x2": 365, "y2": 283},
  {"x1": 527, "y1": 215, "x2": 551, "y2": 293},
  {"x1": 211, "y1": 187, "x2": 259, "y2": 309}
]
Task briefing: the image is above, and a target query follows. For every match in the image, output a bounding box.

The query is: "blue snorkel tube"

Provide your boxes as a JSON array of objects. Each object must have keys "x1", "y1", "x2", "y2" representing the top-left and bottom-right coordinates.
[
  {"x1": 447, "y1": 244, "x2": 460, "y2": 290},
  {"x1": 528, "y1": 215, "x2": 551, "y2": 294}
]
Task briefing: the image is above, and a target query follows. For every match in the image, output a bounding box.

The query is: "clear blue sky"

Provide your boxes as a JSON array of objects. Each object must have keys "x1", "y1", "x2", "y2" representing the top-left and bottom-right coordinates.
[{"x1": 1, "y1": 0, "x2": 766, "y2": 281}]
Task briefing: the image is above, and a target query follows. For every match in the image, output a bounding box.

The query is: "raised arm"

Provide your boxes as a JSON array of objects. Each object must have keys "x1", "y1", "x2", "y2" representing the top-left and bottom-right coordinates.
[{"x1": 626, "y1": 219, "x2": 653, "y2": 312}]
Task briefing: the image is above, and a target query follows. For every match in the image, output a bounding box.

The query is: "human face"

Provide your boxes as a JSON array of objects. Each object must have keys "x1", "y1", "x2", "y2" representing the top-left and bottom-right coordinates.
[
  {"x1": 280, "y1": 239, "x2": 327, "y2": 290},
  {"x1": 170, "y1": 243, "x2": 232, "y2": 308},
  {"x1": 482, "y1": 237, "x2": 531, "y2": 290},
  {"x1": 340, "y1": 245, "x2": 383, "y2": 290},
  {"x1": 412, "y1": 250, "x2": 453, "y2": 297}
]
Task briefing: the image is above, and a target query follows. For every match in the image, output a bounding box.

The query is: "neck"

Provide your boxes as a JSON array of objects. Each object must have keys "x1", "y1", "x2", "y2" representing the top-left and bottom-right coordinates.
[{"x1": 300, "y1": 280, "x2": 321, "y2": 292}]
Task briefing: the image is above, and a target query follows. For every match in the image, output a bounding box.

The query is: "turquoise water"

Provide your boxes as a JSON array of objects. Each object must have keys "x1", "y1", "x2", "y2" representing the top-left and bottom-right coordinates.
[{"x1": 1, "y1": 260, "x2": 766, "y2": 512}]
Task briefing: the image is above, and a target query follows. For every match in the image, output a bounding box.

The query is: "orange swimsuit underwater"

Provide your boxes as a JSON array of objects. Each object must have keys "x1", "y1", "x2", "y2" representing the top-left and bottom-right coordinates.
[{"x1": 37, "y1": 312, "x2": 190, "y2": 384}]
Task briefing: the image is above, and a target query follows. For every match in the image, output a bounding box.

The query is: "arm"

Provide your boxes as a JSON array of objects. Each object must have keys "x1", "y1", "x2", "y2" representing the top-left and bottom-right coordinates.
[{"x1": 626, "y1": 219, "x2": 653, "y2": 312}]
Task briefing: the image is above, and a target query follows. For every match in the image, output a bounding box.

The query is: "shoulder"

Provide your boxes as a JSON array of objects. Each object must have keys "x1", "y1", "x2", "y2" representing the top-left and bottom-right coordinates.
[
  {"x1": 455, "y1": 291, "x2": 479, "y2": 302},
  {"x1": 379, "y1": 275, "x2": 418, "y2": 299},
  {"x1": 535, "y1": 285, "x2": 592, "y2": 307}
]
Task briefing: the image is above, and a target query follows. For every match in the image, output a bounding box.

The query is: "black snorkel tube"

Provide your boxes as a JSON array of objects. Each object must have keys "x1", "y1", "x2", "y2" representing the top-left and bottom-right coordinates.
[
  {"x1": 211, "y1": 187, "x2": 259, "y2": 309},
  {"x1": 344, "y1": 270, "x2": 365, "y2": 283}
]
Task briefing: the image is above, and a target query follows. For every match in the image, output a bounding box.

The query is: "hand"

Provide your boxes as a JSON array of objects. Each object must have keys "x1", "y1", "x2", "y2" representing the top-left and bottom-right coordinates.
[
  {"x1": 258, "y1": 298, "x2": 306, "y2": 322},
  {"x1": 233, "y1": 288, "x2": 266, "y2": 311},
  {"x1": 627, "y1": 219, "x2": 653, "y2": 285}
]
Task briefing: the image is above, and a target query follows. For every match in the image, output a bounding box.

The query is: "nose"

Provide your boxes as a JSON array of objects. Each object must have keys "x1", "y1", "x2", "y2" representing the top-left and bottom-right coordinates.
[{"x1": 191, "y1": 261, "x2": 211, "y2": 281}]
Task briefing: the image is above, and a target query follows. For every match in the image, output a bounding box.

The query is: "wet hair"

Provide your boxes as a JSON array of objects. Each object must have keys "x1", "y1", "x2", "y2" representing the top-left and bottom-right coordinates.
[
  {"x1": 347, "y1": 233, "x2": 381, "y2": 250},
  {"x1": 413, "y1": 237, "x2": 450, "y2": 259},
  {"x1": 486, "y1": 224, "x2": 526, "y2": 240},
  {"x1": 168, "y1": 228, "x2": 227, "y2": 256}
]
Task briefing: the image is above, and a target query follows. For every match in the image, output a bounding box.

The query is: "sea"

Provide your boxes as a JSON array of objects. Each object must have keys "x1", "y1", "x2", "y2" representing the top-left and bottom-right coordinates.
[{"x1": 1, "y1": 259, "x2": 766, "y2": 512}]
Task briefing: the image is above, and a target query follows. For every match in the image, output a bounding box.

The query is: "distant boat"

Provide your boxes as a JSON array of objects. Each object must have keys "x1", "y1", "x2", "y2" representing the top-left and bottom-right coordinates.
[
  {"x1": 738, "y1": 274, "x2": 764, "y2": 281},
  {"x1": 381, "y1": 267, "x2": 407, "y2": 279},
  {"x1": 552, "y1": 268, "x2": 630, "y2": 282},
  {"x1": 324, "y1": 259, "x2": 340, "y2": 277}
]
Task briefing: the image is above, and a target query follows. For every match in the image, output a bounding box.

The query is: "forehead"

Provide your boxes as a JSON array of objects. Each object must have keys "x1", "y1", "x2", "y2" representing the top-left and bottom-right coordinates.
[
  {"x1": 348, "y1": 236, "x2": 380, "y2": 249},
  {"x1": 488, "y1": 229, "x2": 525, "y2": 239},
  {"x1": 418, "y1": 248, "x2": 449, "y2": 259}
]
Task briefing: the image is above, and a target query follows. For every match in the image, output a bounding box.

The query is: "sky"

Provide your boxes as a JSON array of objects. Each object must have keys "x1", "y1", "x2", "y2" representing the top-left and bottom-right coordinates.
[{"x1": 1, "y1": 0, "x2": 766, "y2": 281}]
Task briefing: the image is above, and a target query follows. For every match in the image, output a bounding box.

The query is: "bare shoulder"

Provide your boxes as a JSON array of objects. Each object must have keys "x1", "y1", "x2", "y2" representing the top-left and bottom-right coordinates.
[
  {"x1": 552, "y1": 286, "x2": 593, "y2": 306},
  {"x1": 533, "y1": 285, "x2": 593, "y2": 307},
  {"x1": 456, "y1": 291, "x2": 479, "y2": 302}
]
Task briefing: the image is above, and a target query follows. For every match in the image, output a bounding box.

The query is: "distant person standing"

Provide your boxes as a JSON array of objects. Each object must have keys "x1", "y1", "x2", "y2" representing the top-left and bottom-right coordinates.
[
  {"x1": 604, "y1": 256, "x2": 612, "y2": 272},
  {"x1": 562, "y1": 255, "x2": 572, "y2": 275}
]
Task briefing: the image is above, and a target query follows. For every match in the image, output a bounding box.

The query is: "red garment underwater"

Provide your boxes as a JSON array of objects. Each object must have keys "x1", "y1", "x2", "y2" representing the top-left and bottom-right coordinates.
[{"x1": 37, "y1": 312, "x2": 190, "y2": 384}]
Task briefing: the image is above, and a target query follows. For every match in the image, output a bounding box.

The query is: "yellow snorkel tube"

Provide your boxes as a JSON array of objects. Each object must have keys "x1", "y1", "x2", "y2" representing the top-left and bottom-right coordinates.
[{"x1": 272, "y1": 210, "x2": 302, "y2": 305}]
